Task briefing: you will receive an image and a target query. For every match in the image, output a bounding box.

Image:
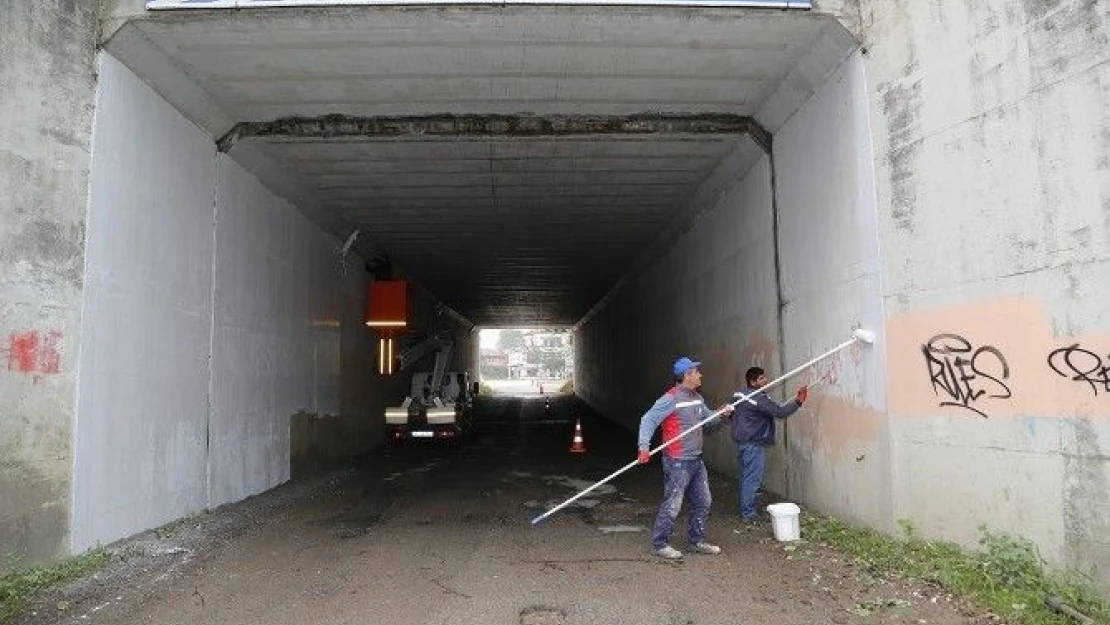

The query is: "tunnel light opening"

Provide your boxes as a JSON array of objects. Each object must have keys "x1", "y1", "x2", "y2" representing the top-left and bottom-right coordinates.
[{"x1": 478, "y1": 328, "x2": 574, "y2": 396}]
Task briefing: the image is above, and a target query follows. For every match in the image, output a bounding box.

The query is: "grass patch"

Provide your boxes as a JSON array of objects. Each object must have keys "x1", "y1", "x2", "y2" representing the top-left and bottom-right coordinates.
[
  {"x1": 0, "y1": 549, "x2": 111, "y2": 622},
  {"x1": 803, "y1": 515, "x2": 1108, "y2": 625}
]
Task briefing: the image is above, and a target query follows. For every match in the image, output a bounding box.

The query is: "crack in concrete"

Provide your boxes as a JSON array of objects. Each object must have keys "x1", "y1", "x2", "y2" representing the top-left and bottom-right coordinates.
[{"x1": 217, "y1": 113, "x2": 767, "y2": 153}]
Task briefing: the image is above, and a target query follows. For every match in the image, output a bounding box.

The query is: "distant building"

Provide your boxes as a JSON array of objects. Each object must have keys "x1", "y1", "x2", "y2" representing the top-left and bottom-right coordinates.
[
  {"x1": 480, "y1": 348, "x2": 509, "y2": 378},
  {"x1": 522, "y1": 329, "x2": 570, "y2": 378}
]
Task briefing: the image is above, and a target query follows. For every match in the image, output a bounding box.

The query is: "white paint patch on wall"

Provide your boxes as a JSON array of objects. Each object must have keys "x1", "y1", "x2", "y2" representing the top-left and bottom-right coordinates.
[
  {"x1": 73, "y1": 54, "x2": 367, "y2": 548},
  {"x1": 73, "y1": 53, "x2": 215, "y2": 552},
  {"x1": 771, "y1": 51, "x2": 890, "y2": 529},
  {"x1": 775, "y1": 51, "x2": 883, "y2": 410},
  {"x1": 207, "y1": 155, "x2": 345, "y2": 507}
]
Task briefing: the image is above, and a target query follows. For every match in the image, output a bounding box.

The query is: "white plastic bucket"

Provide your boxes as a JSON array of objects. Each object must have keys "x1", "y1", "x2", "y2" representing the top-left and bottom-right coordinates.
[{"x1": 766, "y1": 502, "x2": 801, "y2": 541}]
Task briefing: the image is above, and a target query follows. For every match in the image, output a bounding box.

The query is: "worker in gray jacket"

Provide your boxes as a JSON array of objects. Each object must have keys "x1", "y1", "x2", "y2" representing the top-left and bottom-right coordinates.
[
  {"x1": 731, "y1": 366, "x2": 807, "y2": 522},
  {"x1": 637, "y1": 357, "x2": 733, "y2": 559}
]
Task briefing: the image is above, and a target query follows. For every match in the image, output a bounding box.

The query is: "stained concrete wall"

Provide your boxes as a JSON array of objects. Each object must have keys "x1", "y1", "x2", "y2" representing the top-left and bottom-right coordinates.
[
  {"x1": 773, "y1": 52, "x2": 889, "y2": 531},
  {"x1": 850, "y1": 0, "x2": 1110, "y2": 582},
  {"x1": 576, "y1": 140, "x2": 779, "y2": 474},
  {"x1": 0, "y1": 1, "x2": 99, "y2": 569},
  {"x1": 582, "y1": 0, "x2": 1108, "y2": 587}
]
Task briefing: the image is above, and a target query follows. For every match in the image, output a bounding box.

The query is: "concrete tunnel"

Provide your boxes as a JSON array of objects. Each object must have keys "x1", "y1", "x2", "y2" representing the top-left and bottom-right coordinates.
[
  {"x1": 4, "y1": 0, "x2": 1108, "y2": 591},
  {"x1": 75, "y1": 3, "x2": 869, "y2": 548}
]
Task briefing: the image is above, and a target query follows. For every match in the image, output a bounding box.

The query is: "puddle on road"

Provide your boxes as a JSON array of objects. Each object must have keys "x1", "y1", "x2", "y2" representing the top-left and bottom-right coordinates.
[
  {"x1": 380, "y1": 461, "x2": 439, "y2": 482},
  {"x1": 523, "y1": 499, "x2": 600, "y2": 511},
  {"x1": 540, "y1": 475, "x2": 616, "y2": 495},
  {"x1": 518, "y1": 472, "x2": 634, "y2": 526},
  {"x1": 597, "y1": 525, "x2": 646, "y2": 534},
  {"x1": 505, "y1": 471, "x2": 617, "y2": 497}
]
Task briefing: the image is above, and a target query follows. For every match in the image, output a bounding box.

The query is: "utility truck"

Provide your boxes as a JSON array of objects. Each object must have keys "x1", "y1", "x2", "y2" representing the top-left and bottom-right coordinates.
[{"x1": 384, "y1": 335, "x2": 474, "y2": 444}]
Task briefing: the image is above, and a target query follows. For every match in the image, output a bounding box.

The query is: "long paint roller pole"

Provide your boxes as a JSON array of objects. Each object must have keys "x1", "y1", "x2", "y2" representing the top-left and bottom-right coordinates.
[{"x1": 530, "y1": 328, "x2": 876, "y2": 525}]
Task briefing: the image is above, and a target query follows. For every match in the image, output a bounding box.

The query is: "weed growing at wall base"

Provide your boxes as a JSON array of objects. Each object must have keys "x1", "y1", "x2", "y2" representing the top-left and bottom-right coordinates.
[
  {"x1": 0, "y1": 548, "x2": 110, "y2": 622},
  {"x1": 804, "y1": 515, "x2": 1108, "y2": 625}
]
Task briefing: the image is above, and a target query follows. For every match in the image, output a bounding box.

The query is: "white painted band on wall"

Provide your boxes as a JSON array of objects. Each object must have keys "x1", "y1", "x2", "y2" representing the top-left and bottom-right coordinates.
[{"x1": 148, "y1": 0, "x2": 811, "y2": 9}]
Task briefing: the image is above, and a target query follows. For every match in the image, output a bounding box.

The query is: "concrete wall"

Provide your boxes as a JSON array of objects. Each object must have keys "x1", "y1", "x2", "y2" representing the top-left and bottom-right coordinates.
[
  {"x1": 576, "y1": 140, "x2": 779, "y2": 474},
  {"x1": 72, "y1": 54, "x2": 411, "y2": 550},
  {"x1": 209, "y1": 155, "x2": 354, "y2": 507},
  {"x1": 582, "y1": 0, "x2": 1108, "y2": 585},
  {"x1": 289, "y1": 257, "x2": 383, "y2": 477},
  {"x1": 73, "y1": 53, "x2": 215, "y2": 551},
  {"x1": 289, "y1": 276, "x2": 475, "y2": 476},
  {"x1": 0, "y1": 1, "x2": 99, "y2": 569},
  {"x1": 577, "y1": 55, "x2": 884, "y2": 523},
  {"x1": 584, "y1": 0, "x2": 1108, "y2": 586},
  {"x1": 773, "y1": 52, "x2": 890, "y2": 531},
  {"x1": 849, "y1": 0, "x2": 1109, "y2": 581}
]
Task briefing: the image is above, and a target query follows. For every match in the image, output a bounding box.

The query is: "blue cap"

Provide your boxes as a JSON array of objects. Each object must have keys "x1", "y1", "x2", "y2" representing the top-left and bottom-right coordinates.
[{"x1": 673, "y1": 357, "x2": 701, "y2": 376}]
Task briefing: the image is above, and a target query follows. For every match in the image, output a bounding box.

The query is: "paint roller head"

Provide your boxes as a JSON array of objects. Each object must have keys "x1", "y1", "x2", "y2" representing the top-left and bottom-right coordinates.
[{"x1": 851, "y1": 328, "x2": 877, "y2": 345}]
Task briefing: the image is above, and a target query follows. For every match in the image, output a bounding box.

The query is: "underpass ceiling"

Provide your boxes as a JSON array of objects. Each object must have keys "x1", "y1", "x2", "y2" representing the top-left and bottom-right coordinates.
[
  {"x1": 104, "y1": 6, "x2": 857, "y2": 326},
  {"x1": 268, "y1": 134, "x2": 740, "y2": 324}
]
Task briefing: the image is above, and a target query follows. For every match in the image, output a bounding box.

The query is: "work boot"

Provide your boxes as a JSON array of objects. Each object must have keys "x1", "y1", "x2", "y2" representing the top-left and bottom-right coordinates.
[
  {"x1": 653, "y1": 545, "x2": 683, "y2": 560},
  {"x1": 690, "y1": 541, "x2": 721, "y2": 555}
]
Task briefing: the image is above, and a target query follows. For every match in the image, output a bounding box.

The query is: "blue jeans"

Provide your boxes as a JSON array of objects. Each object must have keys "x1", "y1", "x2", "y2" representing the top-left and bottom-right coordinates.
[
  {"x1": 737, "y1": 444, "x2": 766, "y2": 519},
  {"x1": 651, "y1": 457, "x2": 712, "y2": 549}
]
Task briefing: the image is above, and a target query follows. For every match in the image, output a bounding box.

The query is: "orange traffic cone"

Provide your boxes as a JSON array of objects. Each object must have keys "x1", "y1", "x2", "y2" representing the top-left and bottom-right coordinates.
[{"x1": 569, "y1": 418, "x2": 587, "y2": 454}]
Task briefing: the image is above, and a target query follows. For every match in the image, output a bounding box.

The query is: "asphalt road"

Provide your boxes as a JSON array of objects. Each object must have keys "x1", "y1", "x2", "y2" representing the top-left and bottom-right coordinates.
[{"x1": 17, "y1": 396, "x2": 980, "y2": 625}]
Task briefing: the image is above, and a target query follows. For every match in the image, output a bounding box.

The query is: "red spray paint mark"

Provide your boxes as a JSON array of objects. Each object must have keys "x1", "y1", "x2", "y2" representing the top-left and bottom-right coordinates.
[
  {"x1": 40, "y1": 331, "x2": 61, "y2": 374},
  {"x1": 9, "y1": 332, "x2": 38, "y2": 372},
  {"x1": 6, "y1": 330, "x2": 62, "y2": 374}
]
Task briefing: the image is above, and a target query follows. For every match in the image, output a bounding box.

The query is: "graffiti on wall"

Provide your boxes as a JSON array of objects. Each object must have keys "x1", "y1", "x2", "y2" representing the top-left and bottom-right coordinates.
[
  {"x1": 922, "y1": 334, "x2": 1011, "y2": 418},
  {"x1": 1047, "y1": 344, "x2": 1110, "y2": 396},
  {"x1": 891, "y1": 299, "x2": 1110, "y2": 419},
  {"x1": 918, "y1": 332, "x2": 1107, "y2": 417},
  {"x1": 4, "y1": 330, "x2": 62, "y2": 379}
]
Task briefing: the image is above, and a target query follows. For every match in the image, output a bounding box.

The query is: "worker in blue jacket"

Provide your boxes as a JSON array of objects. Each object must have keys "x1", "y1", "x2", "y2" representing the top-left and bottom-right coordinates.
[
  {"x1": 637, "y1": 357, "x2": 733, "y2": 559},
  {"x1": 731, "y1": 366, "x2": 808, "y2": 522}
]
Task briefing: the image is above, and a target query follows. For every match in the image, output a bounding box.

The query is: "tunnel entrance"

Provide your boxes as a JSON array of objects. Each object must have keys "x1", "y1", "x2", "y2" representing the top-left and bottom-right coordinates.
[{"x1": 72, "y1": 3, "x2": 873, "y2": 553}]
